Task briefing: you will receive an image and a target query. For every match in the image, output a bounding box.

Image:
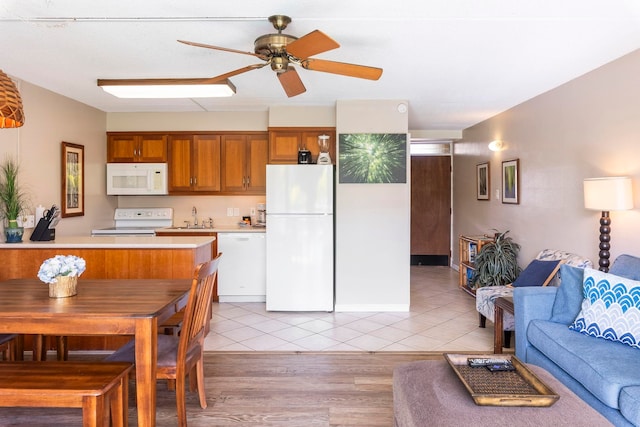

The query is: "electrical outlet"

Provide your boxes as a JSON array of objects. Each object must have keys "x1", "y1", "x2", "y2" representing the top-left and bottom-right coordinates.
[
  {"x1": 227, "y1": 208, "x2": 234, "y2": 217},
  {"x1": 18, "y1": 215, "x2": 35, "y2": 228},
  {"x1": 495, "y1": 189, "x2": 500, "y2": 200},
  {"x1": 250, "y1": 207, "x2": 256, "y2": 216},
  {"x1": 233, "y1": 207, "x2": 240, "y2": 216}
]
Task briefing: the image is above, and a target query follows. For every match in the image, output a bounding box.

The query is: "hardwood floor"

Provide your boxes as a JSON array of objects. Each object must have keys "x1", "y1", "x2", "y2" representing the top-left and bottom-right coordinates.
[{"x1": 0, "y1": 351, "x2": 456, "y2": 426}]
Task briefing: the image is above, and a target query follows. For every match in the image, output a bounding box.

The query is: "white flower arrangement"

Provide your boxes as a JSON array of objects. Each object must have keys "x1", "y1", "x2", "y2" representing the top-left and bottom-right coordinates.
[{"x1": 37, "y1": 255, "x2": 86, "y2": 284}]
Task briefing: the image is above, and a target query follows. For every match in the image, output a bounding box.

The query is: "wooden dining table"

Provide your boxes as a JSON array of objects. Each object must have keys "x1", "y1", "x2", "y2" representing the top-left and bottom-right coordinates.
[{"x1": 0, "y1": 277, "x2": 191, "y2": 427}]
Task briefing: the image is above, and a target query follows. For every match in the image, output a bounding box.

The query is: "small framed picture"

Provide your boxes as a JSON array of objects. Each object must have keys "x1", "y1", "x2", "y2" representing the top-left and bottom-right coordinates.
[
  {"x1": 502, "y1": 159, "x2": 519, "y2": 204},
  {"x1": 476, "y1": 162, "x2": 489, "y2": 200},
  {"x1": 61, "y1": 141, "x2": 85, "y2": 217}
]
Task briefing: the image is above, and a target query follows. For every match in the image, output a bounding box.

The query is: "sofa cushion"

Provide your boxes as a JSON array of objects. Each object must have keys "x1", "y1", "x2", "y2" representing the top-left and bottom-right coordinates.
[
  {"x1": 620, "y1": 386, "x2": 640, "y2": 426},
  {"x1": 550, "y1": 264, "x2": 585, "y2": 324},
  {"x1": 570, "y1": 268, "x2": 640, "y2": 350},
  {"x1": 512, "y1": 259, "x2": 562, "y2": 287},
  {"x1": 610, "y1": 254, "x2": 640, "y2": 281},
  {"x1": 527, "y1": 319, "x2": 640, "y2": 408}
]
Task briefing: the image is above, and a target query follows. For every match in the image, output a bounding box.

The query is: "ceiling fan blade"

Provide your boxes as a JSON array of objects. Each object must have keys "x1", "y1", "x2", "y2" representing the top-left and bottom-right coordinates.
[
  {"x1": 277, "y1": 67, "x2": 306, "y2": 97},
  {"x1": 178, "y1": 39, "x2": 267, "y2": 59},
  {"x1": 286, "y1": 30, "x2": 340, "y2": 59},
  {"x1": 301, "y1": 58, "x2": 383, "y2": 80},
  {"x1": 204, "y1": 64, "x2": 267, "y2": 83}
]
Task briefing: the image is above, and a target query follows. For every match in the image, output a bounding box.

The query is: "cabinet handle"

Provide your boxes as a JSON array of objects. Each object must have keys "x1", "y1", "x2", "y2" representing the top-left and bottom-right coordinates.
[{"x1": 193, "y1": 177, "x2": 197, "y2": 185}]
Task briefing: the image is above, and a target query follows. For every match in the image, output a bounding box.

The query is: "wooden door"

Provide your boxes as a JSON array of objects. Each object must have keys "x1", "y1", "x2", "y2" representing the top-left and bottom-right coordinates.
[
  {"x1": 268, "y1": 131, "x2": 300, "y2": 163},
  {"x1": 193, "y1": 135, "x2": 221, "y2": 192},
  {"x1": 168, "y1": 136, "x2": 193, "y2": 192},
  {"x1": 107, "y1": 134, "x2": 138, "y2": 162},
  {"x1": 246, "y1": 134, "x2": 268, "y2": 193},
  {"x1": 411, "y1": 156, "x2": 451, "y2": 265},
  {"x1": 138, "y1": 135, "x2": 168, "y2": 162},
  {"x1": 221, "y1": 135, "x2": 247, "y2": 192}
]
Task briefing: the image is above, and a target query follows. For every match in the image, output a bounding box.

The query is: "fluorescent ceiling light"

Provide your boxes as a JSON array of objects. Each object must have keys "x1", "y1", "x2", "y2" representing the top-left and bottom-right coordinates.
[{"x1": 97, "y1": 78, "x2": 236, "y2": 98}]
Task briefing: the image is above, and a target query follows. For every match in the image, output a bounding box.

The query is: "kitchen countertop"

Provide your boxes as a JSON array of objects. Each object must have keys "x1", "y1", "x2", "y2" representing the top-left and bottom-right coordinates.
[
  {"x1": 156, "y1": 225, "x2": 265, "y2": 234},
  {"x1": 0, "y1": 235, "x2": 216, "y2": 249}
]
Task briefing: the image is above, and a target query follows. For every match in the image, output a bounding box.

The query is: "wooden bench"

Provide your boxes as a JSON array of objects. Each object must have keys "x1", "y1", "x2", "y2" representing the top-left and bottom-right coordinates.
[{"x1": 0, "y1": 361, "x2": 133, "y2": 427}]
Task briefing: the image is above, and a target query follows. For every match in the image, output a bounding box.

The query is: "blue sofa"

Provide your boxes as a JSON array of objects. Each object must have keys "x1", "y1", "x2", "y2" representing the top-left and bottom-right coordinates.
[{"x1": 515, "y1": 254, "x2": 640, "y2": 427}]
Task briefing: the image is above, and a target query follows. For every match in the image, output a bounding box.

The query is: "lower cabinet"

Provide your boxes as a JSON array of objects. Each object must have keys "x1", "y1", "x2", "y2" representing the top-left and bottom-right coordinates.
[{"x1": 217, "y1": 232, "x2": 266, "y2": 302}]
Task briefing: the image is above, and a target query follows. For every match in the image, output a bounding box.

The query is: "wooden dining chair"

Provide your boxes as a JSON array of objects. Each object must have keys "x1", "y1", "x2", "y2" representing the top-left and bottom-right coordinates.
[
  {"x1": 0, "y1": 334, "x2": 22, "y2": 361},
  {"x1": 105, "y1": 253, "x2": 222, "y2": 427}
]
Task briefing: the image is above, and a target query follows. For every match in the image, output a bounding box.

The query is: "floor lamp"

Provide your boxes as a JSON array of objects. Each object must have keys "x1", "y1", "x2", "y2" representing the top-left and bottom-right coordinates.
[{"x1": 583, "y1": 177, "x2": 634, "y2": 272}]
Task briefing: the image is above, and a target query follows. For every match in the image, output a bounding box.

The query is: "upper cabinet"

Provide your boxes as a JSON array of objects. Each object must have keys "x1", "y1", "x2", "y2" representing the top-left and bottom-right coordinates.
[
  {"x1": 221, "y1": 133, "x2": 268, "y2": 194},
  {"x1": 107, "y1": 133, "x2": 168, "y2": 163},
  {"x1": 168, "y1": 135, "x2": 221, "y2": 193},
  {"x1": 268, "y1": 127, "x2": 336, "y2": 164}
]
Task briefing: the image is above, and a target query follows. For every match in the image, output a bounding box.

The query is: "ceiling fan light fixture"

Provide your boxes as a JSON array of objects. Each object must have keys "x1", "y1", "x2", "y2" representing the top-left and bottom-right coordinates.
[{"x1": 97, "y1": 78, "x2": 236, "y2": 98}]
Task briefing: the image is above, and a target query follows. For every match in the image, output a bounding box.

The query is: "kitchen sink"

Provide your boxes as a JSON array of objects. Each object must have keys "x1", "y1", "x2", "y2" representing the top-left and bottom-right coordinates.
[{"x1": 159, "y1": 227, "x2": 215, "y2": 232}]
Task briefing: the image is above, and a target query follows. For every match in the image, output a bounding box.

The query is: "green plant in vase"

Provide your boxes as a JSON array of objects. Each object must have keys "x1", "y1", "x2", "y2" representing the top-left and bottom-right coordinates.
[
  {"x1": 0, "y1": 158, "x2": 27, "y2": 243},
  {"x1": 472, "y1": 229, "x2": 521, "y2": 288}
]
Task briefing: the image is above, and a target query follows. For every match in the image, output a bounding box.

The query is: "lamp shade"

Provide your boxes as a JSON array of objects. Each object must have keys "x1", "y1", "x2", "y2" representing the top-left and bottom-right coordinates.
[
  {"x1": 0, "y1": 70, "x2": 24, "y2": 128},
  {"x1": 584, "y1": 177, "x2": 634, "y2": 211}
]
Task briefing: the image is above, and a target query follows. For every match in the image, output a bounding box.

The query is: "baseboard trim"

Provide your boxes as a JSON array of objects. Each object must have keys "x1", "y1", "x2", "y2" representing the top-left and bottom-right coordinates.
[{"x1": 334, "y1": 303, "x2": 409, "y2": 312}]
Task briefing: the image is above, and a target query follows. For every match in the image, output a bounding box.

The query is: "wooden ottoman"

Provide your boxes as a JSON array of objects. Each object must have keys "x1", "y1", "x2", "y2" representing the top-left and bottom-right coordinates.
[{"x1": 393, "y1": 359, "x2": 612, "y2": 427}]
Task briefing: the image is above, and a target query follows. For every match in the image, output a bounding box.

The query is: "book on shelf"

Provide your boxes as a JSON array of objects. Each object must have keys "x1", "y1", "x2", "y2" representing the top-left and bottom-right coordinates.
[{"x1": 469, "y1": 242, "x2": 477, "y2": 263}]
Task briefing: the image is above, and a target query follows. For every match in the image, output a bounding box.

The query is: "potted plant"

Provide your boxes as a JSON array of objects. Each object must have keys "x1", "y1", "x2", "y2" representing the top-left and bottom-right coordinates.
[
  {"x1": 472, "y1": 229, "x2": 521, "y2": 288},
  {"x1": 0, "y1": 157, "x2": 27, "y2": 243}
]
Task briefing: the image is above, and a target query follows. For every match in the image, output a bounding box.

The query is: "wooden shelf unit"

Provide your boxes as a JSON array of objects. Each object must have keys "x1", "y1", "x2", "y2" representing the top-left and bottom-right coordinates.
[{"x1": 458, "y1": 234, "x2": 494, "y2": 297}]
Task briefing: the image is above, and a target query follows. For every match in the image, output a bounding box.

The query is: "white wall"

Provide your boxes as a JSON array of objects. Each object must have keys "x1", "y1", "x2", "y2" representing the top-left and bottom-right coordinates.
[
  {"x1": 335, "y1": 100, "x2": 410, "y2": 311},
  {"x1": 0, "y1": 79, "x2": 113, "y2": 237},
  {"x1": 453, "y1": 49, "x2": 640, "y2": 267}
]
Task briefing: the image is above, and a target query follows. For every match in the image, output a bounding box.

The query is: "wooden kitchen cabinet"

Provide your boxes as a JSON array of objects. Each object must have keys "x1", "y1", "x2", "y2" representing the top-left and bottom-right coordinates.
[
  {"x1": 221, "y1": 133, "x2": 268, "y2": 194},
  {"x1": 107, "y1": 132, "x2": 168, "y2": 163},
  {"x1": 268, "y1": 127, "x2": 336, "y2": 164},
  {"x1": 168, "y1": 134, "x2": 221, "y2": 193}
]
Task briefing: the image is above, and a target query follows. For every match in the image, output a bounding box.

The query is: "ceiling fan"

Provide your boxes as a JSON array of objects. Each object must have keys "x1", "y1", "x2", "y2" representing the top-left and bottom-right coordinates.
[{"x1": 177, "y1": 15, "x2": 383, "y2": 97}]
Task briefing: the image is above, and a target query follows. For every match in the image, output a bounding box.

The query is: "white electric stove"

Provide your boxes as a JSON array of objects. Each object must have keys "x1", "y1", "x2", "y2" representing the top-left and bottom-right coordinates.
[{"x1": 91, "y1": 207, "x2": 173, "y2": 236}]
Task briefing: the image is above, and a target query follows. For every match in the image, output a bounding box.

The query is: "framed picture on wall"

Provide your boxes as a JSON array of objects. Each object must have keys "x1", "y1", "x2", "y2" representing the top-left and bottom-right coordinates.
[
  {"x1": 338, "y1": 133, "x2": 407, "y2": 183},
  {"x1": 476, "y1": 162, "x2": 489, "y2": 200},
  {"x1": 61, "y1": 141, "x2": 84, "y2": 217},
  {"x1": 502, "y1": 158, "x2": 519, "y2": 204}
]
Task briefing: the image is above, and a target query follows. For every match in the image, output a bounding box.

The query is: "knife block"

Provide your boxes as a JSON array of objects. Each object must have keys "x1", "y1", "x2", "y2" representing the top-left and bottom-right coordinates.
[{"x1": 30, "y1": 217, "x2": 55, "y2": 241}]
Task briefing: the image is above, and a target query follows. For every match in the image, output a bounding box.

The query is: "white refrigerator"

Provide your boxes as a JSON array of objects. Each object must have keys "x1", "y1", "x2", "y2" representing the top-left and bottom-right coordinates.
[{"x1": 266, "y1": 164, "x2": 334, "y2": 311}]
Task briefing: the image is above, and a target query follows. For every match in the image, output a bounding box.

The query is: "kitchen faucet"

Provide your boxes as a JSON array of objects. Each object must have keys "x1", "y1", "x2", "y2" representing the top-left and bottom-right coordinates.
[{"x1": 192, "y1": 206, "x2": 198, "y2": 226}]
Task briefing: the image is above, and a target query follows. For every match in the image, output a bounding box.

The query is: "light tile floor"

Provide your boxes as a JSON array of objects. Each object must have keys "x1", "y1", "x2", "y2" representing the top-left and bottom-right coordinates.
[{"x1": 204, "y1": 265, "x2": 495, "y2": 352}]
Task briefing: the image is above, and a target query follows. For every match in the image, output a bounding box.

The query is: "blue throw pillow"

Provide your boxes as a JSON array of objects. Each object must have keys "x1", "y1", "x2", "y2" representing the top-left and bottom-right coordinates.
[
  {"x1": 550, "y1": 264, "x2": 585, "y2": 324},
  {"x1": 610, "y1": 254, "x2": 640, "y2": 281},
  {"x1": 570, "y1": 268, "x2": 640, "y2": 349},
  {"x1": 512, "y1": 259, "x2": 561, "y2": 287}
]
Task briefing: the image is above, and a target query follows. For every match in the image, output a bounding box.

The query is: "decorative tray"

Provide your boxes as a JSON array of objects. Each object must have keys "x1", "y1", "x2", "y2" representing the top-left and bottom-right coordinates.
[{"x1": 444, "y1": 353, "x2": 559, "y2": 407}]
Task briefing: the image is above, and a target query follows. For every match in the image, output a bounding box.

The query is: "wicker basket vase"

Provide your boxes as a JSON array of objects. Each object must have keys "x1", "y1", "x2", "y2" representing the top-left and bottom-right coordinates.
[{"x1": 48, "y1": 275, "x2": 78, "y2": 298}]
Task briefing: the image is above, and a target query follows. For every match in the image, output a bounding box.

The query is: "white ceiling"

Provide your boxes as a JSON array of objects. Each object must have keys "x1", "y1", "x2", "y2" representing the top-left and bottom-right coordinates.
[{"x1": 2, "y1": 0, "x2": 640, "y2": 131}]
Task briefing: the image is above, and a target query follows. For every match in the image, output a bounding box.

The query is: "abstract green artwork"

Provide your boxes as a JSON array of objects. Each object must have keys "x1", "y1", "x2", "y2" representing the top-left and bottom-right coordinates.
[{"x1": 338, "y1": 133, "x2": 407, "y2": 183}]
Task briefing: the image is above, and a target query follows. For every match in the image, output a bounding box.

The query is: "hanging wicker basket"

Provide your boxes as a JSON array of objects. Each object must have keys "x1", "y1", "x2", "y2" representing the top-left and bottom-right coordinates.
[
  {"x1": 0, "y1": 69, "x2": 25, "y2": 128},
  {"x1": 48, "y1": 275, "x2": 78, "y2": 298}
]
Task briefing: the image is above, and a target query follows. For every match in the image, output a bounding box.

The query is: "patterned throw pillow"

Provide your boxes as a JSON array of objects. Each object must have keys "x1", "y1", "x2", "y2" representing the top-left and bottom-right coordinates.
[{"x1": 570, "y1": 268, "x2": 640, "y2": 349}]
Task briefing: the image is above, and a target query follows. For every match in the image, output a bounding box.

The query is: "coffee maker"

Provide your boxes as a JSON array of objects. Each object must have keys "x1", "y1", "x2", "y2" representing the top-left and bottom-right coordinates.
[{"x1": 256, "y1": 203, "x2": 266, "y2": 226}]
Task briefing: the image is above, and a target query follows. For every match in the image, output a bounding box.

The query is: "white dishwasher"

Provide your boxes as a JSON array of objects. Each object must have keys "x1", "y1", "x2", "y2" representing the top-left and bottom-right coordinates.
[{"x1": 217, "y1": 232, "x2": 266, "y2": 302}]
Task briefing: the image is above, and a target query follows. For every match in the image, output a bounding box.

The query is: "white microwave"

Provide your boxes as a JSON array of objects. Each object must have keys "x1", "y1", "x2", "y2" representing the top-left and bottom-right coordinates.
[{"x1": 106, "y1": 163, "x2": 168, "y2": 195}]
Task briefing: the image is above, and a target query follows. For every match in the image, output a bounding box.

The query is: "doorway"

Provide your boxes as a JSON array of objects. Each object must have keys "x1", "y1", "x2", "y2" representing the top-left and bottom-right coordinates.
[{"x1": 410, "y1": 155, "x2": 451, "y2": 265}]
